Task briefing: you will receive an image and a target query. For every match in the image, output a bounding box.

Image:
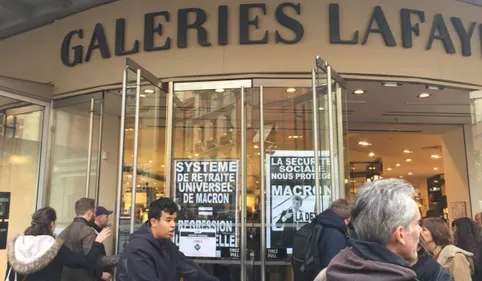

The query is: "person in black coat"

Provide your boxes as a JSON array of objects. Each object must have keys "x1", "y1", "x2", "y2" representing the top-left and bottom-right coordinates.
[
  {"x1": 316, "y1": 199, "x2": 352, "y2": 269},
  {"x1": 411, "y1": 236, "x2": 454, "y2": 281},
  {"x1": 116, "y1": 197, "x2": 219, "y2": 281},
  {"x1": 5, "y1": 207, "x2": 111, "y2": 281}
]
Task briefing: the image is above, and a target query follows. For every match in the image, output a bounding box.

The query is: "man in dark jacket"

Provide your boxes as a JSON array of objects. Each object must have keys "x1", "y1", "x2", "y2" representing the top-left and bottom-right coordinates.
[
  {"x1": 117, "y1": 197, "x2": 219, "y2": 281},
  {"x1": 325, "y1": 179, "x2": 422, "y2": 281},
  {"x1": 317, "y1": 199, "x2": 352, "y2": 269},
  {"x1": 93, "y1": 206, "x2": 115, "y2": 281},
  {"x1": 60, "y1": 198, "x2": 119, "y2": 281}
]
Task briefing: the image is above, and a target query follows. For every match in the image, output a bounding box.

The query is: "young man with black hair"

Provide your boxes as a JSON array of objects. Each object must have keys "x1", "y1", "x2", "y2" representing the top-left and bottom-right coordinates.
[{"x1": 117, "y1": 197, "x2": 219, "y2": 281}]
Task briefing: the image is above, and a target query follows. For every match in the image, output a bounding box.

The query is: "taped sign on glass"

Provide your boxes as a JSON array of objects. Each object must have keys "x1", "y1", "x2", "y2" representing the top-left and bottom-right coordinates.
[
  {"x1": 266, "y1": 150, "x2": 332, "y2": 254},
  {"x1": 173, "y1": 159, "x2": 239, "y2": 256}
]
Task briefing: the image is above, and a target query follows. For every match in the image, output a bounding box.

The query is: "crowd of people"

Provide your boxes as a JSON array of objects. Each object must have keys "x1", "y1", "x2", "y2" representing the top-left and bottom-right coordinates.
[
  {"x1": 4, "y1": 197, "x2": 219, "y2": 281},
  {"x1": 5, "y1": 178, "x2": 482, "y2": 281},
  {"x1": 294, "y1": 178, "x2": 482, "y2": 281}
]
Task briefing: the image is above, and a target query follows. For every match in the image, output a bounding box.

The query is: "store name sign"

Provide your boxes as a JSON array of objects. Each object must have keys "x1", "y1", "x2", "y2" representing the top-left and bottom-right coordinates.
[{"x1": 61, "y1": 3, "x2": 481, "y2": 67}]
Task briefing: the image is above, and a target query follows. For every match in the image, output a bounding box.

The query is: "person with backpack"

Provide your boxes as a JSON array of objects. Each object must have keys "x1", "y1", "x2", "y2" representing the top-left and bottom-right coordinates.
[
  {"x1": 292, "y1": 199, "x2": 352, "y2": 281},
  {"x1": 323, "y1": 179, "x2": 422, "y2": 281}
]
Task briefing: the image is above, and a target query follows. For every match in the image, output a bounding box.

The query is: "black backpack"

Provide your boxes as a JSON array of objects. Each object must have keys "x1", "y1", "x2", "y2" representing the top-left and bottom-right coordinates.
[{"x1": 291, "y1": 217, "x2": 324, "y2": 281}]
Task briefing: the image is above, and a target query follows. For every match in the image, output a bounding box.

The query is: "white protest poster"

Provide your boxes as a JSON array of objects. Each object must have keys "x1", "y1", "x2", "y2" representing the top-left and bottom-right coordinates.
[
  {"x1": 173, "y1": 159, "x2": 239, "y2": 257},
  {"x1": 266, "y1": 150, "x2": 331, "y2": 254},
  {"x1": 179, "y1": 229, "x2": 217, "y2": 257}
]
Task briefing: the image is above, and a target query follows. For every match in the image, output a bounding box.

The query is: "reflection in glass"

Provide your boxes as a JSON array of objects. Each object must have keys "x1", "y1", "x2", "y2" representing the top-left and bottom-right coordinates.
[
  {"x1": 49, "y1": 96, "x2": 102, "y2": 228},
  {"x1": 117, "y1": 70, "x2": 168, "y2": 252}
]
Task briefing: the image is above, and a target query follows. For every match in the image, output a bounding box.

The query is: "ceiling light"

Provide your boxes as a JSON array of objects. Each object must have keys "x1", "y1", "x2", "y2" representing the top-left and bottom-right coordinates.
[
  {"x1": 408, "y1": 172, "x2": 413, "y2": 175},
  {"x1": 194, "y1": 153, "x2": 199, "y2": 157},
  {"x1": 396, "y1": 163, "x2": 401, "y2": 167},
  {"x1": 387, "y1": 168, "x2": 392, "y2": 171},
  {"x1": 286, "y1": 88, "x2": 297, "y2": 93},
  {"x1": 149, "y1": 160, "x2": 153, "y2": 163},
  {"x1": 253, "y1": 144, "x2": 259, "y2": 149},
  {"x1": 215, "y1": 88, "x2": 225, "y2": 93},
  {"x1": 140, "y1": 94, "x2": 147, "y2": 98},
  {"x1": 288, "y1": 135, "x2": 303, "y2": 139},
  {"x1": 434, "y1": 167, "x2": 439, "y2": 171},
  {"x1": 418, "y1": 93, "x2": 431, "y2": 98},
  {"x1": 405, "y1": 159, "x2": 412, "y2": 162},
  {"x1": 426, "y1": 85, "x2": 443, "y2": 91},
  {"x1": 319, "y1": 107, "x2": 325, "y2": 111},
  {"x1": 369, "y1": 152, "x2": 375, "y2": 157},
  {"x1": 403, "y1": 149, "x2": 413, "y2": 154},
  {"x1": 399, "y1": 176, "x2": 404, "y2": 179},
  {"x1": 144, "y1": 89, "x2": 155, "y2": 94},
  {"x1": 353, "y1": 89, "x2": 365, "y2": 95},
  {"x1": 431, "y1": 154, "x2": 441, "y2": 159},
  {"x1": 358, "y1": 141, "x2": 372, "y2": 146},
  {"x1": 382, "y1": 82, "x2": 402, "y2": 87}
]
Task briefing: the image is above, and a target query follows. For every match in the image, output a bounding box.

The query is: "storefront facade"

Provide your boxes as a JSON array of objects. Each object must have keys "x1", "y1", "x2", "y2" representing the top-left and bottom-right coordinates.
[{"x1": 1, "y1": 0, "x2": 482, "y2": 280}]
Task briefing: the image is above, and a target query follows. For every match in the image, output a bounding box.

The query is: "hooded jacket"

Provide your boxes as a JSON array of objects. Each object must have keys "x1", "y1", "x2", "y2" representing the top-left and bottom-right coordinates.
[
  {"x1": 436, "y1": 245, "x2": 475, "y2": 281},
  {"x1": 116, "y1": 222, "x2": 219, "y2": 281},
  {"x1": 324, "y1": 238, "x2": 418, "y2": 281},
  {"x1": 5, "y1": 235, "x2": 103, "y2": 281},
  {"x1": 316, "y1": 209, "x2": 348, "y2": 269}
]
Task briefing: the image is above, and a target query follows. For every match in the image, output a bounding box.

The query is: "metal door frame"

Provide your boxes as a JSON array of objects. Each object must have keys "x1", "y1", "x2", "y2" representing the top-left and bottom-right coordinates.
[{"x1": 312, "y1": 56, "x2": 347, "y2": 213}]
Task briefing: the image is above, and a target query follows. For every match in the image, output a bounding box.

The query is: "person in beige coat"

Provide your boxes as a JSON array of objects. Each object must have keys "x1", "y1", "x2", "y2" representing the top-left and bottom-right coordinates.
[{"x1": 421, "y1": 218, "x2": 475, "y2": 281}]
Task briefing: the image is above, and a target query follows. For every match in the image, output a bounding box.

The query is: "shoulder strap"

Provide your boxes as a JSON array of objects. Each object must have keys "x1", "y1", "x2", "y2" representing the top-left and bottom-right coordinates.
[{"x1": 5, "y1": 267, "x2": 11, "y2": 281}]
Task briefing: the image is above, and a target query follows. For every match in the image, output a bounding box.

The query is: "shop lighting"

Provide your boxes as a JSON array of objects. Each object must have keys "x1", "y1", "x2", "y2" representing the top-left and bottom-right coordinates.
[
  {"x1": 286, "y1": 88, "x2": 297, "y2": 93},
  {"x1": 140, "y1": 94, "x2": 147, "y2": 98},
  {"x1": 396, "y1": 163, "x2": 401, "y2": 167},
  {"x1": 215, "y1": 88, "x2": 225, "y2": 93},
  {"x1": 353, "y1": 89, "x2": 365, "y2": 95},
  {"x1": 426, "y1": 85, "x2": 443, "y2": 91},
  {"x1": 434, "y1": 167, "x2": 439, "y2": 171},
  {"x1": 288, "y1": 135, "x2": 303, "y2": 139},
  {"x1": 405, "y1": 159, "x2": 412, "y2": 162},
  {"x1": 387, "y1": 168, "x2": 392, "y2": 171},
  {"x1": 431, "y1": 154, "x2": 441, "y2": 159},
  {"x1": 418, "y1": 93, "x2": 431, "y2": 98},
  {"x1": 253, "y1": 144, "x2": 259, "y2": 149},
  {"x1": 319, "y1": 107, "x2": 325, "y2": 111},
  {"x1": 369, "y1": 152, "x2": 375, "y2": 157},
  {"x1": 358, "y1": 141, "x2": 372, "y2": 146},
  {"x1": 144, "y1": 89, "x2": 155, "y2": 94},
  {"x1": 403, "y1": 149, "x2": 413, "y2": 154},
  {"x1": 382, "y1": 82, "x2": 402, "y2": 87},
  {"x1": 408, "y1": 172, "x2": 413, "y2": 175}
]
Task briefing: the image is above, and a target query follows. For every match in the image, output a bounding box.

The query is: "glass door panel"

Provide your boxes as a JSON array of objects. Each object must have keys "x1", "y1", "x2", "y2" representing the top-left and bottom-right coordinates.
[
  {"x1": 0, "y1": 99, "x2": 45, "y2": 273},
  {"x1": 257, "y1": 83, "x2": 317, "y2": 281},
  {"x1": 170, "y1": 80, "x2": 251, "y2": 281},
  {"x1": 116, "y1": 59, "x2": 168, "y2": 253},
  {"x1": 49, "y1": 93, "x2": 103, "y2": 230}
]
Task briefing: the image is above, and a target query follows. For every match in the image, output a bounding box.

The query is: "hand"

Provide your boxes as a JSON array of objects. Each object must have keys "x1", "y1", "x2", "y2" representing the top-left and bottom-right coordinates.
[
  {"x1": 101, "y1": 272, "x2": 112, "y2": 281},
  {"x1": 283, "y1": 210, "x2": 293, "y2": 220},
  {"x1": 95, "y1": 228, "x2": 111, "y2": 243}
]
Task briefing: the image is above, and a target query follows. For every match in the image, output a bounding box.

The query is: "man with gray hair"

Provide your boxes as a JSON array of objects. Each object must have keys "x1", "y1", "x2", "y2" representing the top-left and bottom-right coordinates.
[{"x1": 324, "y1": 179, "x2": 421, "y2": 280}]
